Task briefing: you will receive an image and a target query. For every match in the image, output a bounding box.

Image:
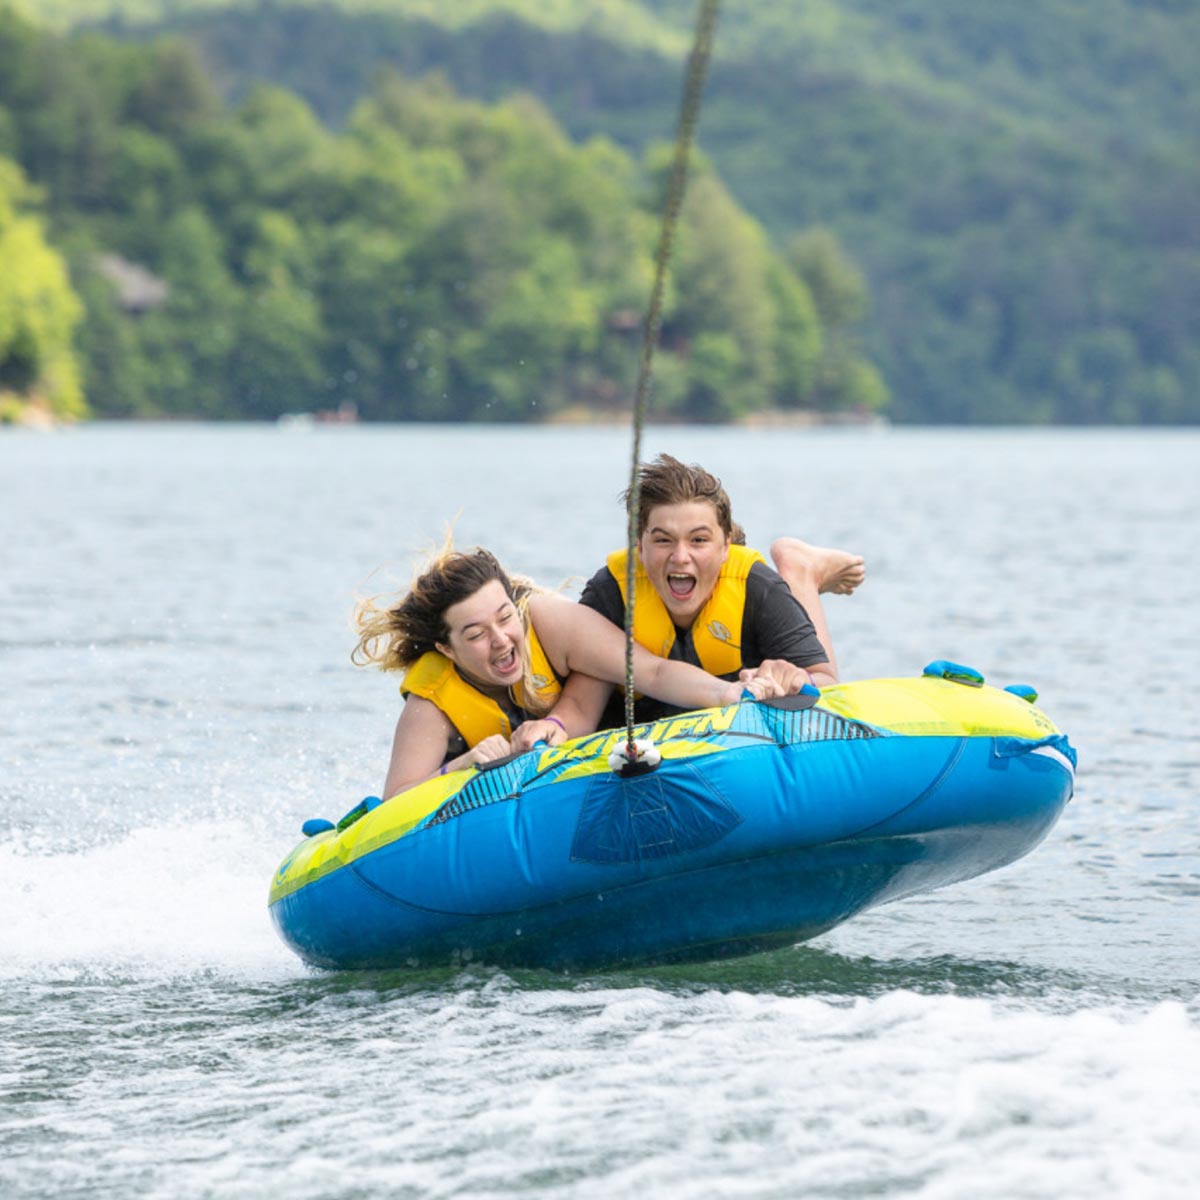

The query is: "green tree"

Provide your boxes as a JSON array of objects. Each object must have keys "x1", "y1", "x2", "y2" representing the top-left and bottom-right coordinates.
[
  {"x1": 228, "y1": 282, "x2": 324, "y2": 418},
  {"x1": 1053, "y1": 328, "x2": 1140, "y2": 425},
  {"x1": 138, "y1": 205, "x2": 240, "y2": 417},
  {"x1": 71, "y1": 259, "x2": 155, "y2": 418},
  {"x1": 787, "y1": 227, "x2": 868, "y2": 330},
  {"x1": 766, "y1": 261, "x2": 822, "y2": 409},
  {"x1": 786, "y1": 227, "x2": 886, "y2": 412},
  {"x1": 0, "y1": 156, "x2": 84, "y2": 420},
  {"x1": 681, "y1": 332, "x2": 743, "y2": 422}
]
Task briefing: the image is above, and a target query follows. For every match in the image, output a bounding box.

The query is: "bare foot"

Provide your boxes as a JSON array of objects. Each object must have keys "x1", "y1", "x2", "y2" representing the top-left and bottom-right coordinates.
[{"x1": 770, "y1": 537, "x2": 865, "y2": 595}]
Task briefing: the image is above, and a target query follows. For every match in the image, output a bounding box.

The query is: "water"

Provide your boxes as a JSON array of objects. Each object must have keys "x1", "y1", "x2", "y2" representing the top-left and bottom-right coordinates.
[{"x1": 2, "y1": 424, "x2": 1198, "y2": 1197}]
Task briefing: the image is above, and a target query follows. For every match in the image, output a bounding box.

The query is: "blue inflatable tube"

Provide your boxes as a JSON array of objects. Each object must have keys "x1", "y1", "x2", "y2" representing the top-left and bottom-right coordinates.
[{"x1": 269, "y1": 669, "x2": 1075, "y2": 970}]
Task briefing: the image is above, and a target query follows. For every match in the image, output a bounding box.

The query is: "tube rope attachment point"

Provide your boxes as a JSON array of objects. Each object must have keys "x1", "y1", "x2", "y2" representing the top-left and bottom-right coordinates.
[
  {"x1": 619, "y1": 0, "x2": 720, "y2": 775},
  {"x1": 608, "y1": 737, "x2": 664, "y2": 778}
]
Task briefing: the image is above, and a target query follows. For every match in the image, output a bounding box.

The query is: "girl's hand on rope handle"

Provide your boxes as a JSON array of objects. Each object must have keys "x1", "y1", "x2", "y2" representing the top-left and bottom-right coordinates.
[
  {"x1": 510, "y1": 720, "x2": 568, "y2": 754},
  {"x1": 462, "y1": 735, "x2": 515, "y2": 767}
]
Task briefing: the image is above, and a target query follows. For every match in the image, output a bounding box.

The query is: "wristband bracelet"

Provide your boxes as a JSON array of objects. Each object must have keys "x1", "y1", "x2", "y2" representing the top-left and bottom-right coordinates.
[
  {"x1": 439, "y1": 764, "x2": 448, "y2": 776},
  {"x1": 544, "y1": 716, "x2": 566, "y2": 734}
]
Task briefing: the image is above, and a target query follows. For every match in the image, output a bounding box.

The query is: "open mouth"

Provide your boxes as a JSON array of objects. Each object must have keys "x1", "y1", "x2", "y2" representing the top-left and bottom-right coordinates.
[
  {"x1": 666, "y1": 573, "x2": 697, "y2": 602},
  {"x1": 492, "y1": 646, "x2": 520, "y2": 676}
]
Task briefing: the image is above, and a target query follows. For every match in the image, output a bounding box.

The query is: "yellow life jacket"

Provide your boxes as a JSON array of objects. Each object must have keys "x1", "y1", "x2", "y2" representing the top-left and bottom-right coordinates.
[
  {"x1": 606, "y1": 543, "x2": 766, "y2": 679},
  {"x1": 399, "y1": 625, "x2": 562, "y2": 748}
]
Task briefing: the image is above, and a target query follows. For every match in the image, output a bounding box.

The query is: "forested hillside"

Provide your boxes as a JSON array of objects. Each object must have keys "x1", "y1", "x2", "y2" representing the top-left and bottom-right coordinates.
[
  {"x1": 30, "y1": 0, "x2": 1197, "y2": 423},
  {"x1": 6, "y1": 0, "x2": 1200, "y2": 422},
  {"x1": 0, "y1": 5, "x2": 882, "y2": 422}
]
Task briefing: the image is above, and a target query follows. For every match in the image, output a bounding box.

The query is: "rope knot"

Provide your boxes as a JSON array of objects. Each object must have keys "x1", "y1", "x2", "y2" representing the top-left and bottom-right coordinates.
[{"x1": 608, "y1": 737, "x2": 663, "y2": 777}]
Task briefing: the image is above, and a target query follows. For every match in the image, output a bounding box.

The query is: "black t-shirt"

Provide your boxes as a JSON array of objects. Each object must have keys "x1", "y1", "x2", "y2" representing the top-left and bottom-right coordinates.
[{"x1": 578, "y1": 558, "x2": 828, "y2": 725}]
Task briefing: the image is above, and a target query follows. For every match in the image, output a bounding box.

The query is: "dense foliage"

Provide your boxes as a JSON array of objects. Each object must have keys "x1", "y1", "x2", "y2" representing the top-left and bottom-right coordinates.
[
  {"x1": 0, "y1": 158, "x2": 84, "y2": 421},
  {"x1": 56, "y1": 0, "x2": 1198, "y2": 424},
  {"x1": 0, "y1": 5, "x2": 882, "y2": 422}
]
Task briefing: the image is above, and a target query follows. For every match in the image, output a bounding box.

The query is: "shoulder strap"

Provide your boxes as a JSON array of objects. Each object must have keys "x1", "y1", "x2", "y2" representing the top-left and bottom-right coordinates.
[
  {"x1": 606, "y1": 548, "x2": 677, "y2": 658},
  {"x1": 513, "y1": 622, "x2": 563, "y2": 711},
  {"x1": 689, "y1": 545, "x2": 766, "y2": 676}
]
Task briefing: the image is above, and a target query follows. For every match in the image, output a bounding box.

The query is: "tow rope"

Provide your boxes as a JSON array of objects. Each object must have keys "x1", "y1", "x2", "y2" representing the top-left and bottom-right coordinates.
[{"x1": 618, "y1": 0, "x2": 721, "y2": 774}]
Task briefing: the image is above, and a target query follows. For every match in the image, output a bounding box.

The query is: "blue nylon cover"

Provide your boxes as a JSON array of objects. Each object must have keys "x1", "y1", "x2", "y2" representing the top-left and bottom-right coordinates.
[
  {"x1": 270, "y1": 695, "x2": 1077, "y2": 970},
  {"x1": 570, "y1": 765, "x2": 742, "y2": 865}
]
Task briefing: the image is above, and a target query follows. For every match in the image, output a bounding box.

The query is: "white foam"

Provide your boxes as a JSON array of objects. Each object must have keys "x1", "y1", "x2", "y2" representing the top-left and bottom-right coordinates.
[
  {"x1": 154, "y1": 982, "x2": 1194, "y2": 1199},
  {"x1": 348, "y1": 985, "x2": 1199, "y2": 1199},
  {"x1": 0, "y1": 820, "x2": 302, "y2": 982}
]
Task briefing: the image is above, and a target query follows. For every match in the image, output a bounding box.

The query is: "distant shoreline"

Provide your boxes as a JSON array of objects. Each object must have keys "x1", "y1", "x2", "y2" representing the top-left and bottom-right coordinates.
[
  {"x1": 546, "y1": 405, "x2": 890, "y2": 429},
  {"x1": 9, "y1": 407, "x2": 1200, "y2": 431},
  {"x1": 1, "y1": 403, "x2": 890, "y2": 430}
]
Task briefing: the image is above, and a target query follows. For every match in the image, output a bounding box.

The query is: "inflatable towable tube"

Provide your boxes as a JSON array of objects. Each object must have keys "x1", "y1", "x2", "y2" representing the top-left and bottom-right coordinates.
[{"x1": 269, "y1": 666, "x2": 1076, "y2": 971}]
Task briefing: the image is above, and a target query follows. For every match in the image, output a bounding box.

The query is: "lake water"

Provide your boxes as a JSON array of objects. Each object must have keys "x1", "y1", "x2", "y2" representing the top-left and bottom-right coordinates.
[{"x1": 2, "y1": 423, "x2": 1197, "y2": 1197}]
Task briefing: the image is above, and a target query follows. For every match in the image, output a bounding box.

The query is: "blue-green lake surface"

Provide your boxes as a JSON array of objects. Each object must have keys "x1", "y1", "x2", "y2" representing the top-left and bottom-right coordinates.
[{"x1": 2, "y1": 424, "x2": 1197, "y2": 1197}]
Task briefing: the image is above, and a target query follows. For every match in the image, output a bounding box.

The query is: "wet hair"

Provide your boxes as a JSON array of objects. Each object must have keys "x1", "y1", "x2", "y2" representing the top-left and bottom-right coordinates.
[
  {"x1": 622, "y1": 453, "x2": 745, "y2": 544},
  {"x1": 352, "y1": 546, "x2": 552, "y2": 715}
]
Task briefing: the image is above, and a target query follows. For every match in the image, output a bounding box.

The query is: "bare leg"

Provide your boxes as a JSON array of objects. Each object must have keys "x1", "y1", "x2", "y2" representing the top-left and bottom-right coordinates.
[{"x1": 770, "y1": 538, "x2": 865, "y2": 680}]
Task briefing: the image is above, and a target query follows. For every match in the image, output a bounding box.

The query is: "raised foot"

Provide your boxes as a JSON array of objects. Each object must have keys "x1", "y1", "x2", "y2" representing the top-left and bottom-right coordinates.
[{"x1": 770, "y1": 537, "x2": 865, "y2": 596}]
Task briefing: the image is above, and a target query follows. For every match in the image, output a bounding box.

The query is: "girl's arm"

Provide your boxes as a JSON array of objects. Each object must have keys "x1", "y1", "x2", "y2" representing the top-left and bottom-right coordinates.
[
  {"x1": 529, "y1": 595, "x2": 778, "y2": 711},
  {"x1": 510, "y1": 672, "x2": 615, "y2": 752},
  {"x1": 381, "y1": 696, "x2": 511, "y2": 800}
]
